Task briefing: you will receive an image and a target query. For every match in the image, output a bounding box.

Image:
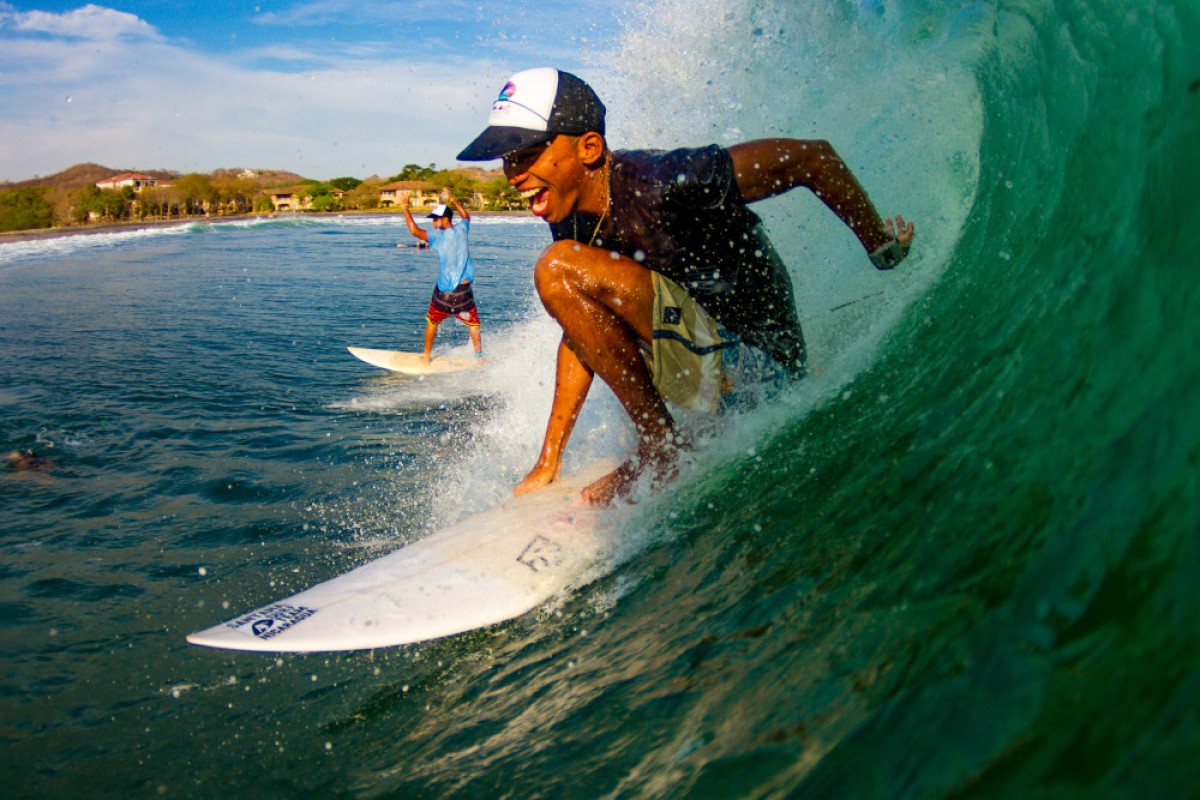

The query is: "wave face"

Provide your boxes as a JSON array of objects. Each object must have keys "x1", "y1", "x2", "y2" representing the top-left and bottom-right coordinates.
[
  {"x1": 385, "y1": 1, "x2": 1200, "y2": 796},
  {"x1": 314, "y1": 2, "x2": 1199, "y2": 797},
  {"x1": 563, "y1": 1, "x2": 1200, "y2": 795}
]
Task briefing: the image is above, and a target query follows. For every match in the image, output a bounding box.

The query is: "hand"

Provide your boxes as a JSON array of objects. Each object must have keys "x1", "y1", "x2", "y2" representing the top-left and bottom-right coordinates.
[{"x1": 886, "y1": 215, "x2": 915, "y2": 256}]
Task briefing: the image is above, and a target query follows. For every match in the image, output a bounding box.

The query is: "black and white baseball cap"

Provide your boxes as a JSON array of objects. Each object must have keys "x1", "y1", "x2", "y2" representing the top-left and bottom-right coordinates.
[{"x1": 456, "y1": 68, "x2": 606, "y2": 161}]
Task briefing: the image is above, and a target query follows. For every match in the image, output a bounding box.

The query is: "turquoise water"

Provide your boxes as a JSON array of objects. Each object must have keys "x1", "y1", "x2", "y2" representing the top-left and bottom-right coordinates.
[{"x1": 4, "y1": 0, "x2": 1200, "y2": 796}]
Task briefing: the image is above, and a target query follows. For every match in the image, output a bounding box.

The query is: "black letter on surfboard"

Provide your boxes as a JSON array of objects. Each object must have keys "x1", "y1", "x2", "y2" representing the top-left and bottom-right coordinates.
[{"x1": 517, "y1": 535, "x2": 562, "y2": 573}]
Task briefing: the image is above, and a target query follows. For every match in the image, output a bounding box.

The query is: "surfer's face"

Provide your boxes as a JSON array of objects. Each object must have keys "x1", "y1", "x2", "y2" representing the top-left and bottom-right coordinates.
[{"x1": 504, "y1": 134, "x2": 597, "y2": 223}]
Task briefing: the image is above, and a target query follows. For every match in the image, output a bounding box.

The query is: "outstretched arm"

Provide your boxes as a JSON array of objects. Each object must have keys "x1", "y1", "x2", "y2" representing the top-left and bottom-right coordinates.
[
  {"x1": 402, "y1": 207, "x2": 429, "y2": 243},
  {"x1": 729, "y1": 138, "x2": 913, "y2": 262}
]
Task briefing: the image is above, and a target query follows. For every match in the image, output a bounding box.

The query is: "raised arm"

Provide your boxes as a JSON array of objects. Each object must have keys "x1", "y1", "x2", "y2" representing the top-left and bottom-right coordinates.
[
  {"x1": 729, "y1": 138, "x2": 913, "y2": 264},
  {"x1": 449, "y1": 196, "x2": 470, "y2": 222},
  {"x1": 402, "y1": 207, "x2": 429, "y2": 243}
]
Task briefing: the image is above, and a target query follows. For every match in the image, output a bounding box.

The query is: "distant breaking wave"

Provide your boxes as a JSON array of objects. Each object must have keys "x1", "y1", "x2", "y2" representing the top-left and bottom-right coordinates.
[{"x1": 0, "y1": 213, "x2": 545, "y2": 268}]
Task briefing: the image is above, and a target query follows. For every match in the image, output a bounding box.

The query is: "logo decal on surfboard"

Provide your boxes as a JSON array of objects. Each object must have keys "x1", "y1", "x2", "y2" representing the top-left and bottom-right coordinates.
[
  {"x1": 226, "y1": 603, "x2": 318, "y2": 639},
  {"x1": 516, "y1": 535, "x2": 563, "y2": 573}
]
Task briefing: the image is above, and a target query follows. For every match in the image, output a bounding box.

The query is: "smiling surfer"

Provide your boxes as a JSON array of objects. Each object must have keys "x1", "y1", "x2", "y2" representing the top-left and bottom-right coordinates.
[{"x1": 457, "y1": 67, "x2": 915, "y2": 506}]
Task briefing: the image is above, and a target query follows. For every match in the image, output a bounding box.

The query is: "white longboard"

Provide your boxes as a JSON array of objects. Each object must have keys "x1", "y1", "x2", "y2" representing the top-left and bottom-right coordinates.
[
  {"x1": 348, "y1": 346, "x2": 479, "y2": 375},
  {"x1": 186, "y1": 464, "x2": 614, "y2": 653}
]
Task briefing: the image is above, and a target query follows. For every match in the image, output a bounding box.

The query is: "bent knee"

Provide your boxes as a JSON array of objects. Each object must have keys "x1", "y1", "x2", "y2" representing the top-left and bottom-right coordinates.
[
  {"x1": 535, "y1": 240, "x2": 585, "y2": 277},
  {"x1": 534, "y1": 240, "x2": 588, "y2": 296}
]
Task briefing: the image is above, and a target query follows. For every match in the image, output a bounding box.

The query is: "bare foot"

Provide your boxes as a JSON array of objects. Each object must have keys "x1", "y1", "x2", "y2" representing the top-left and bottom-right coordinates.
[
  {"x1": 580, "y1": 444, "x2": 683, "y2": 507},
  {"x1": 513, "y1": 462, "x2": 560, "y2": 496},
  {"x1": 580, "y1": 460, "x2": 639, "y2": 506},
  {"x1": 419, "y1": 353, "x2": 431, "y2": 365}
]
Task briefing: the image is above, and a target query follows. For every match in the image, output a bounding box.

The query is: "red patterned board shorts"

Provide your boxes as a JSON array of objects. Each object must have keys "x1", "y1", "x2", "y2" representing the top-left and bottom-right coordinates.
[{"x1": 426, "y1": 282, "x2": 480, "y2": 327}]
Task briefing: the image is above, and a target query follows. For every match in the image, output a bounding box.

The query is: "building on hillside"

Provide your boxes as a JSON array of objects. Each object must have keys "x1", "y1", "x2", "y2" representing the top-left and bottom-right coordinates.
[
  {"x1": 264, "y1": 185, "x2": 345, "y2": 212},
  {"x1": 378, "y1": 181, "x2": 437, "y2": 209},
  {"x1": 96, "y1": 173, "x2": 158, "y2": 191},
  {"x1": 265, "y1": 186, "x2": 306, "y2": 212}
]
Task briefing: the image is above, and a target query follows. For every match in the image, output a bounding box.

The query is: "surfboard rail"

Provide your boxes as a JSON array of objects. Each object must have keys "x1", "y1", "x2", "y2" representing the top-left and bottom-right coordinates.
[
  {"x1": 187, "y1": 463, "x2": 616, "y2": 653},
  {"x1": 347, "y1": 346, "x2": 480, "y2": 375}
]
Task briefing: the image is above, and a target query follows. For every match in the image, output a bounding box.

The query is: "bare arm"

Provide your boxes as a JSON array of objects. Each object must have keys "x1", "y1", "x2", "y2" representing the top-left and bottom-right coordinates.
[
  {"x1": 402, "y1": 207, "x2": 429, "y2": 243},
  {"x1": 449, "y1": 196, "x2": 470, "y2": 222},
  {"x1": 513, "y1": 338, "x2": 593, "y2": 495},
  {"x1": 729, "y1": 138, "x2": 913, "y2": 257}
]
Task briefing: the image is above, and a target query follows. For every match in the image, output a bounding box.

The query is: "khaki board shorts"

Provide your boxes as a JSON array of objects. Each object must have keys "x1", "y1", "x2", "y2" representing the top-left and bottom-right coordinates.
[{"x1": 650, "y1": 272, "x2": 735, "y2": 413}]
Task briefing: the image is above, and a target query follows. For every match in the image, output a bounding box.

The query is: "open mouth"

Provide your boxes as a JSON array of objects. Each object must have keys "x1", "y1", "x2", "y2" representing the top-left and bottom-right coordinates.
[{"x1": 522, "y1": 187, "x2": 549, "y2": 217}]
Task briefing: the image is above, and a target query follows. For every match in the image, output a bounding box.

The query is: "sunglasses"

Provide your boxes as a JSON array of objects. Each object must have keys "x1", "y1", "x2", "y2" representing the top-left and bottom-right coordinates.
[{"x1": 502, "y1": 140, "x2": 553, "y2": 171}]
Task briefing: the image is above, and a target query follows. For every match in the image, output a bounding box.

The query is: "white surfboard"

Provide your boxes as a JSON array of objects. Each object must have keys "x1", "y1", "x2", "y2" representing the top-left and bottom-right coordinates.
[
  {"x1": 186, "y1": 463, "x2": 615, "y2": 653},
  {"x1": 348, "y1": 346, "x2": 479, "y2": 375}
]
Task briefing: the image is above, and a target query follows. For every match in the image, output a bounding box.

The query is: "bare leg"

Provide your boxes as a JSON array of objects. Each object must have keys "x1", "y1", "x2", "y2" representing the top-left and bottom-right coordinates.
[
  {"x1": 530, "y1": 240, "x2": 683, "y2": 505},
  {"x1": 466, "y1": 323, "x2": 482, "y2": 355},
  {"x1": 421, "y1": 320, "x2": 437, "y2": 363}
]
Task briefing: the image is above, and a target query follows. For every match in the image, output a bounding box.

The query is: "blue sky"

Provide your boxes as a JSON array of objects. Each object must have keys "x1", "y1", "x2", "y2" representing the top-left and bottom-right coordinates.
[{"x1": 0, "y1": 1, "x2": 625, "y2": 181}]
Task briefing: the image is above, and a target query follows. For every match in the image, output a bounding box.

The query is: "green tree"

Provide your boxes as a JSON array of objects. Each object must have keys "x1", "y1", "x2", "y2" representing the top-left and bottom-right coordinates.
[
  {"x1": 213, "y1": 175, "x2": 260, "y2": 215},
  {"x1": 429, "y1": 170, "x2": 477, "y2": 204},
  {"x1": 66, "y1": 185, "x2": 100, "y2": 223},
  {"x1": 296, "y1": 181, "x2": 337, "y2": 212},
  {"x1": 389, "y1": 163, "x2": 437, "y2": 182},
  {"x1": 65, "y1": 185, "x2": 132, "y2": 223},
  {"x1": 482, "y1": 176, "x2": 523, "y2": 210},
  {"x1": 0, "y1": 187, "x2": 56, "y2": 232},
  {"x1": 173, "y1": 173, "x2": 216, "y2": 216},
  {"x1": 329, "y1": 176, "x2": 362, "y2": 191},
  {"x1": 311, "y1": 192, "x2": 342, "y2": 212},
  {"x1": 345, "y1": 181, "x2": 382, "y2": 210}
]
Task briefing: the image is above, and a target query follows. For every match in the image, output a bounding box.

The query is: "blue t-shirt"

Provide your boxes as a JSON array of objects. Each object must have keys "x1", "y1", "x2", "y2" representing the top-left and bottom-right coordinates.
[{"x1": 427, "y1": 219, "x2": 474, "y2": 291}]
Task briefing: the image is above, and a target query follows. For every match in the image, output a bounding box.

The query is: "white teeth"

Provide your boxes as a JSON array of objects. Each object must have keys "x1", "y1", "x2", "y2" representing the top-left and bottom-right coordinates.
[{"x1": 520, "y1": 188, "x2": 540, "y2": 199}]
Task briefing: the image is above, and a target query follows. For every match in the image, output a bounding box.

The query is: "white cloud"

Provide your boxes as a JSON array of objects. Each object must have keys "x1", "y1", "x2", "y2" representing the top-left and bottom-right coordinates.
[
  {"x1": 253, "y1": 0, "x2": 429, "y2": 27},
  {"x1": 6, "y1": 2, "x2": 162, "y2": 41},
  {"x1": 252, "y1": 0, "x2": 612, "y2": 29},
  {"x1": 0, "y1": 2, "x2": 621, "y2": 181},
  {"x1": 0, "y1": 14, "x2": 505, "y2": 180}
]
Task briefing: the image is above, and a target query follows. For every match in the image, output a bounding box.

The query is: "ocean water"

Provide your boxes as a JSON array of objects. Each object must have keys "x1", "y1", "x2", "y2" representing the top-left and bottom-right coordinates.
[{"x1": 3, "y1": 0, "x2": 1199, "y2": 796}]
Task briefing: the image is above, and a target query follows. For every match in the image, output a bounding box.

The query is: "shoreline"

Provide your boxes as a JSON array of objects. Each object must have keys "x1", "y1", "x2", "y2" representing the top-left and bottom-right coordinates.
[
  {"x1": 0, "y1": 215, "x2": 262, "y2": 245},
  {"x1": 0, "y1": 209, "x2": 527, "y2": 245}
]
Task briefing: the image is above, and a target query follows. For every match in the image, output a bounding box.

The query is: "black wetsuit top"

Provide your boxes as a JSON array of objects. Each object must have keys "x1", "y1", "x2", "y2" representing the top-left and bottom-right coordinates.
[{"x1": 549, "y1": 145, "x2": 806, "y2": 374}]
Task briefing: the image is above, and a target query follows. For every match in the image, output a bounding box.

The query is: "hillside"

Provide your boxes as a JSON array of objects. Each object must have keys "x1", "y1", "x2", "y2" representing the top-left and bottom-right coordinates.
[
  {"x1": 1, "y1": 164, "x2": 309, "y2": 192},
  {"x1": 1, "y1": 164, "x2": 174, "y2": 192}
]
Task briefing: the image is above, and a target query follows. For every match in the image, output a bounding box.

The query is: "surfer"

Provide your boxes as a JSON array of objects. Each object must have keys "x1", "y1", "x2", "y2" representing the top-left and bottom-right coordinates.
[
  {"x1": 457, "y1": 68, "x2": 914, "y2": 506},
  {"x1": 402, "y1": 195, "x2": 483, "y2": 363},
  {"x1": 6, "y1": 449, "x2": 53, "y2": 473}
]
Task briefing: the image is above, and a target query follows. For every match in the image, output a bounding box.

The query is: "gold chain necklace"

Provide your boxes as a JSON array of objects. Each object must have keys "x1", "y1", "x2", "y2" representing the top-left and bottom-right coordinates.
[{"x1": 583, "y1": 161, "x2": 610, "y2": 247}]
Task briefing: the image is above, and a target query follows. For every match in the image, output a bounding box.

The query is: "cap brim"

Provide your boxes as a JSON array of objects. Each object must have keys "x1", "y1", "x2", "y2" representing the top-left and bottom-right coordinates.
[{"x1": 456, "y1": 126, "x2": 555, "y2": 161}]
